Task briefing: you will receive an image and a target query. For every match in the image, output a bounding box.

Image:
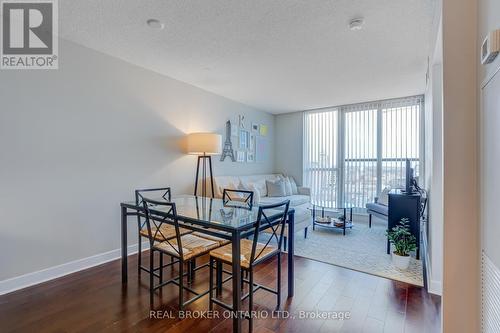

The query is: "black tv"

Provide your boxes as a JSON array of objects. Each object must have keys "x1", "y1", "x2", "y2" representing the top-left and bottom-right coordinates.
[{"x1": 405, "y1": 159, "x2": 414, "y2": 194}]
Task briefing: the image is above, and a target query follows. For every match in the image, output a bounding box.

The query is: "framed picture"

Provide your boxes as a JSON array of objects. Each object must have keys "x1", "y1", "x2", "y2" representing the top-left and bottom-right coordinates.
[
  {"x1": 239, "y1": 129, "x2": 249, "y2": 149},
  {"x1": 247, "y1": 151, "x2": 255, "y2": 163},
  {"x1": 251, "y1": 123, "x2": 259, "y2": 133},
  {"x1": 230, "y1": 119, "x2": 238, "y2": 137},
  {"x1": 249, "y1": 133, "x2": 256, "y2": 151},
  {"x1": 259, "y1": 124, "x2": 268, "y2": 136},
  {"x1": 238, "y1": 115, "x2": 246, "y2": 128},
  {"x1": 236, "y1": 150, "x2": 246, "y2": 163}
]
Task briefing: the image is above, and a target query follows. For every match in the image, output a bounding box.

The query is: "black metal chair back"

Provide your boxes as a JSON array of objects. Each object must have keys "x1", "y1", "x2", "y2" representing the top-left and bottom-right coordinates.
[
  {"x1": 222, "y1": 188, "x2": 254, "y2": 209},
  {"x1": 142, "y1": 197, "x2": 184, "y2": 259},
  {"x1": 135, "y1": 187, "x2": 171, "y2": 233},
  {"x1": 250, "y1": 200, "x2": 290, "y2": 265}
]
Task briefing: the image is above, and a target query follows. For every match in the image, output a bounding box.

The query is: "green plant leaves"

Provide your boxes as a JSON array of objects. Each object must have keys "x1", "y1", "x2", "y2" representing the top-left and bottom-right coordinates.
[{"x1": 386, "y1": 218, "x2": 417, "y2": 256}]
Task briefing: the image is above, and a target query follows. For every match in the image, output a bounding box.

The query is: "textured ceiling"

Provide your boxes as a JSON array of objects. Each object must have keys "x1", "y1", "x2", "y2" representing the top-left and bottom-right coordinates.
[{"x1": 59, "y1": 0, "x2": 436, "y2": 113}]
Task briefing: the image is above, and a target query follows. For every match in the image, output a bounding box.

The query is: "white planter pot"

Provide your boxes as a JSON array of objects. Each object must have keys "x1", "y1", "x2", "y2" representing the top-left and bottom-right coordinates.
[{"x1": 392, "y1": 252, "x2": 411, "y2": 270}]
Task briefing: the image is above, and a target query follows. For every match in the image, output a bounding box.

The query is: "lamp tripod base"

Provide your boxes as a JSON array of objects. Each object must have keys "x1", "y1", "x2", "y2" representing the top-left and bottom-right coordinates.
[{"x1": 194, "y1": 155, "x2": 214, "y2": 198}]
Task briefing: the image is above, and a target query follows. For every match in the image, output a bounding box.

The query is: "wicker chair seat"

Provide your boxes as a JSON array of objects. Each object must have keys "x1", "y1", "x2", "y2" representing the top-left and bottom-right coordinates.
[
  {"x1": 192, "y1": 231, "x2": 231, "y2": 246},
  {"x1": 153, "y1": 233, "x2": 220, "y2": 260},
  {"x1": 140, "y1": 224, "x2": 192, "y2": 241},
  {"x1": 209, "y1": 239, "x2": 278, "y2": 269}
]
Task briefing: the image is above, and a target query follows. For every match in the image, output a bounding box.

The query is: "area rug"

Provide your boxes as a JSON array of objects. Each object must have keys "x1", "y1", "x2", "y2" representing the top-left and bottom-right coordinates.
[{"x1": 293, "y1": 218, "x2": 423, "y2": 286}]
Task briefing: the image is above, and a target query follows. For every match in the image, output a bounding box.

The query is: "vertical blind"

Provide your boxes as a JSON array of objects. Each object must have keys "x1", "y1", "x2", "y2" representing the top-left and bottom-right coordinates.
[
  {"x1": 303, "y1": 109, "x2": 339, "y2": 207},
  {"x1": 303, "y1": 96, "x2": 423, "y2": 209},
  {"x1": 343, "y1": 104, "x2": 378, "y2": 208}
]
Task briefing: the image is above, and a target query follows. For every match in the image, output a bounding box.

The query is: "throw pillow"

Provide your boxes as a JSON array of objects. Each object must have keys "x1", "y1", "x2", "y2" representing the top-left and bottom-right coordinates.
[
  {"x1": 266, "y1": 179, "x2": 286, "y2": 197},
  {"x1": 248, "y1": 184, "x2": 261, "y2": 204},
  {"x1": 288, "y1": 176, "x2": 298, "y2": 194},
  {"x1": 237, "y1": 181, "x2": 260, "y2": 204},
  {"x1": 378, "y1": 187, "x2": 391, "y2": 206},
  {"x1": 252, "y1": 179, "x2": 267, "y2": 197},
  {"x1": 283, "y1": 177, "x2": 293, "y2": 196}
]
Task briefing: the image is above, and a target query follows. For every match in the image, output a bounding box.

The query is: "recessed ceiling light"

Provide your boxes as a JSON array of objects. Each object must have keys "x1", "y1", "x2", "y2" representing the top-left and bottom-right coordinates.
[
  {"x1": 147, "y1": 19, "x2": 164, "y2": 30},
  {"x1": 349, "y1": 18, "x2": 364, "y2": 31}
]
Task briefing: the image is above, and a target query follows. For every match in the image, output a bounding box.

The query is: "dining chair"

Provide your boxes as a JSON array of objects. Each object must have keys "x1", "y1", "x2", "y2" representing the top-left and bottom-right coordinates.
[
  {"x1": 208, "y1": 200, "x2": 290, "y2": 332},
  {"x1": 142, "y1": 197, "x2": 223, "y2": 309},
  {"x1": 135, "y1": 187, "x2": 192, "y2": 278},
  {"x1": 222, "y1": 188, "x2": 254, "y2": 208},
  {"x1": 187, "y1": 188, "x2": 254, "y2": 293}
]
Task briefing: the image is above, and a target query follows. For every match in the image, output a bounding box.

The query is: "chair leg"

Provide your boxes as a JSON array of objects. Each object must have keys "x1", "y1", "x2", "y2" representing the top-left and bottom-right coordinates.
[
  {"x1": 149, "y1": 249, "x2": 154, "y2": 305},
  {"x1": 304, "y1": 227, "x2": 308, "y2": 238},
  {"x1": 216, "y1": 261, "x2": 223, "y2": 296},
  {"x1": 191, "y1": 258, "x2": 196, "y2": 282},
  {"x1": 241, "y1": 269, "x2": 245, "y2": 291},
  {"x1": 209, "y1": 257, "x2": 214, "y2": 311},
  {"x1": 179, "y1": 260, "x2": 184, "y2": 311},
  {"x1": 159, "y1": 253, "x2": 163, "y2": 284},
  {"x1": 138, "y1": 234, "x2": 142, "y2": 274},
  {"x1": 283, "y1": 236, "x2": 287, "y2": 251},
  {"x1": 187, "y1": 260, "x2": 192, "y2": 283},
  {"x1": 277, "y1": 252, "x2": 281, "y2": 309},
  {"x1": 369, "y1": 214, "x2": 372, "y2": 228},
  {"x1": 249, "y1": 269, "x2": 254, "y2": 332}
]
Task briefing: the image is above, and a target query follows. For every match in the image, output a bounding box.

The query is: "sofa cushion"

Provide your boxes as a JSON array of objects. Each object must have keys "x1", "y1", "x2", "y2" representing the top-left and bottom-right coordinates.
[
  {"x1": 283, "y1": 177, "x2": 293, "y2": 196},
  {"x1": 259, "y1": 194, "x2": 310, "y2": 207},
  {"x1": 366, "y1": 202, "x2": 388, "y2": 216},
  {"x1": 378, "y1": 187, "x2": 391, "y2": 206},
  {"x1": 238, "y1": 174, "x2": 281, "y2": 197},
  {"x1": 237, "y1": 181, "x2": 261, "y2": 204},
  {"x1": 266, "y1": 179, "x2": 286, "y2": 197},
  {"x1": 213, "y1": 176, "x2": 241, "y2": 198},
  {"x1": 288, "y1": 176, "x2": 299, "y2": 194}
]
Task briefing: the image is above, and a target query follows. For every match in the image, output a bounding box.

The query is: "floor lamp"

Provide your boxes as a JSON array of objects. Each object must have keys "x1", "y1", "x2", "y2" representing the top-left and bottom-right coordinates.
[{"x1": 186, "y1": 133, "x2": 222, "y2": 198}]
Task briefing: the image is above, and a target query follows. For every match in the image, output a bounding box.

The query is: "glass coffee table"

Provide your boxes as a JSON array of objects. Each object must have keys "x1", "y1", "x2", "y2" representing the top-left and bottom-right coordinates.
[{"x1": 309, "y1": 204, "x2": 354, "y2": 236}]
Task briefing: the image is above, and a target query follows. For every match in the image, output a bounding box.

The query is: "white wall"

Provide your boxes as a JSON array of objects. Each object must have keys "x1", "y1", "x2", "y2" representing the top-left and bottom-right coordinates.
[
  {"x1": 441, "y1": 0, "x2": 479, "y2": 332},
  {"x1": 479, "y1": 0, "x2": 500, "y2": 86},
  {"x1": 423, "y1": 11, "x2": 444, "y2": 296},
  {"x1": 478, "y1": 0, "x2": 500, "y2": 331},
  {"x1": 275, "y1": 112, "x2": 303, "y2": 184},
  {"x1": 479, "y1": 0, "x2": 500, "y2": 279},
  {"x1": 424, "y1": 64, "x2": 444, "y2": 296},
  {"x1": 0, "y1": 39, "x2": 275, "y2": 282}
]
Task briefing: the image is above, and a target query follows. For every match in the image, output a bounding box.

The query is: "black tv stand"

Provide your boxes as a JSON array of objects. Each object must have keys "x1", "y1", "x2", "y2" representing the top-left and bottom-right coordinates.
[{"x1": 388, "y1": 189, "x2": 421, "y2": 260}]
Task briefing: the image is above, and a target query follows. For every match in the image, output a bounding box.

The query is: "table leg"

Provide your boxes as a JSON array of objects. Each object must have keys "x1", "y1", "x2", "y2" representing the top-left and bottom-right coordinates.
[
  {"x1": 312, "y1": 205, "x2": 315, "y2": 231},
  {"x1": 121, "y1": 205, "x2": 128, "y2": 284},
  {"x1": 287, "y1": 211, "x2": 294, "y2": 297},
  {"x1": 231, "y1": 231, "x2": 242, "y2": 333},
  {"x1": 343, "y1": 208, "x2": 346, "y2": 236}
]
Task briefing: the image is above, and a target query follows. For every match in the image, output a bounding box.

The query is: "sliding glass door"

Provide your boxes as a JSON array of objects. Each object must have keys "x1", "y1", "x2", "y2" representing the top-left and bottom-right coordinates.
[
  {"x1": 303, "y1": 109, "x2": 339, "y2": 207},
  {"x1": 303, "y1": 96, "x2": 423, "y2": 209},
  {"x1": 343, "y1": 104, "x2": 378, "y2": 208},
  {"x1": 381, "y1": 98, "x2": 422, "y2": 189}
]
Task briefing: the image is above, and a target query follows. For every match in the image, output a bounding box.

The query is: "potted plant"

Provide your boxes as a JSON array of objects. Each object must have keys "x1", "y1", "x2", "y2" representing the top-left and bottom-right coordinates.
[{"x1": 386, "y1": 218, "x2": 416, "y2": 270}]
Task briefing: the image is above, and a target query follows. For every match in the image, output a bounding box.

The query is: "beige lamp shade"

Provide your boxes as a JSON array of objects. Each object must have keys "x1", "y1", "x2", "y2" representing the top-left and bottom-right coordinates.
[{"x1": 186, "y1": 132, "x2": 222, "y2": 155}]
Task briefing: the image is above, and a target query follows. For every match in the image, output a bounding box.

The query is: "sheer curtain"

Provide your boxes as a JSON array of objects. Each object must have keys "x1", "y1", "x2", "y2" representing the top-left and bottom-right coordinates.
[{"x1": 303, "y1": 96, "x2": 423, "y2": 209}]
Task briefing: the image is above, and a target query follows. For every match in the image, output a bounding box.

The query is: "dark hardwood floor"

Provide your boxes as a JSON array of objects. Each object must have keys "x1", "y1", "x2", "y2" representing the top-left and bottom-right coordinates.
[{"x1": 0, "y1": 253, "x2": 441, "y2": 332}]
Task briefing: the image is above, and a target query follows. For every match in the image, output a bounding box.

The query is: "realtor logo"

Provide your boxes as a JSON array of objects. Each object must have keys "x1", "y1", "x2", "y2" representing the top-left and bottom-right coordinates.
[{"x1": 1, "y1": 0, "x2": 58, "y2": 69}]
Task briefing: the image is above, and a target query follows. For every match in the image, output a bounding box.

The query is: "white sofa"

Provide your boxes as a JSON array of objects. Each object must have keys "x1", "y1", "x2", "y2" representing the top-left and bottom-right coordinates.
[{"x1": 213, "y1": 174, "x2": 312, "y2": 238}]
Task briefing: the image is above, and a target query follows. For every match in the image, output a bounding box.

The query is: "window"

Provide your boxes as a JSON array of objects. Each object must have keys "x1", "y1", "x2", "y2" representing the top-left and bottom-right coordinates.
[
  {"x1": 303, "y1": 109, "x2": 339, "y2": 207},
  {"x1": 303, "y1": 96, "x2": 423, "y2": 208}
]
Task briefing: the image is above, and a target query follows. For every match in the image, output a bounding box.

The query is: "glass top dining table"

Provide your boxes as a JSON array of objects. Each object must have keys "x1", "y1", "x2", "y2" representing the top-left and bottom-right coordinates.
[{"x1": 120, "y1": 195, "x2": 295, "y2": 333}]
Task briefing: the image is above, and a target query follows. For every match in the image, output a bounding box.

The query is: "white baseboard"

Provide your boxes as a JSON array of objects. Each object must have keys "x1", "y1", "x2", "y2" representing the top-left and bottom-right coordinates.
[
  {"x1": 0, "y1": 241, "x2": 150, "y2": 296},
  {"x1": 428, "y1": 279, "x2": 442, "y2": 296}
]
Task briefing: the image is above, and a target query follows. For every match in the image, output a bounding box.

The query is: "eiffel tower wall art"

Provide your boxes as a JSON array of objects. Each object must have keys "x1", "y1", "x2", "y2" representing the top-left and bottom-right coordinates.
[{"x1": 220, "y1": 120, "x2": 236, "y2": 162}]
